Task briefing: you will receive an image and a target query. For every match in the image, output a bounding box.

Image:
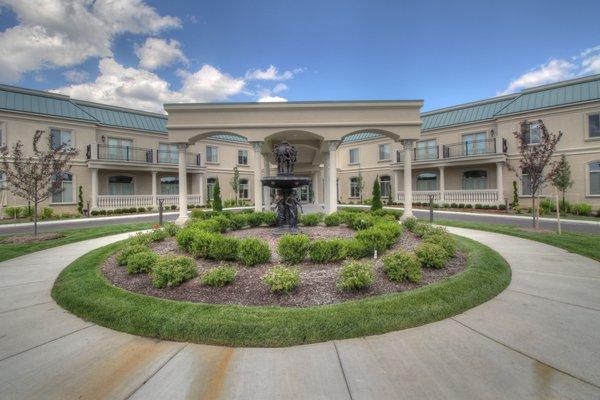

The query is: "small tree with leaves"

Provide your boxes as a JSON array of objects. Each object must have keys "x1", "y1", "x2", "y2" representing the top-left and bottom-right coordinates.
[
  {"x1": 1, "y1": 130, "x2": 78, "y2": 235},
  {"x1": 510, "y1": 180, "x2": 519, "y2": 209},
  {"x1": 77, "y1": 185, "x2": 84, "y2": 215},
  {"x1": 371, "y1": 176, "x2": 382, "y2": 211},
  {"x1": 551, "y1": 154, "x2": 574, "y2": 211},
  {"x1": 508, "y1": 120, "x2": 562, "y2": 229},
  {"x1": 229, "y1": 166, "x2": 240, "y2": 205},
  {"x1": 356, "y1": 171, "x2": 365, "y2": 203},
  {"x1": 212, "y1": 179, "x2": 223, "y2": 212}
]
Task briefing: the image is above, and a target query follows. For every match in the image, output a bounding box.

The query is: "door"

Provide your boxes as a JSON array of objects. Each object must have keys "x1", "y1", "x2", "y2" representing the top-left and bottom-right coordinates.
[{"x1": 463, "y1": 133, "x2": 486, "y2": 156}]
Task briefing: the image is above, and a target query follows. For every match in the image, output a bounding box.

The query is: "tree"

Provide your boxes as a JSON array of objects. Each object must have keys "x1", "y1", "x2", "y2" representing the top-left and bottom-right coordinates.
[
  {"x1": 371, "y1": 176, "x2": 382, "y2": 211},
  {"x1": 508, "y1": 120, "x2": 562, "y2": 229},
  {"x1": 510, "y1": 180, "x2": 519, "y2": 209},
  {"x1": 1, "y1": 130, "x2": 78, "y2": 235},
  {"x1": 212, "y1": 179, "x2": 223, "y2": 212},
  {"x1": 356, "y1": 170, "x2": 365, "y2": 203},
  {"x1": 229, "y1": 166, "x2": 240, "y2": 205},
  {"x1": 77, "y1": 185, "x2": 84, "y2": 215},
  {"x1": 551, "y1": 154, "x2": 574, "y2": 210}
]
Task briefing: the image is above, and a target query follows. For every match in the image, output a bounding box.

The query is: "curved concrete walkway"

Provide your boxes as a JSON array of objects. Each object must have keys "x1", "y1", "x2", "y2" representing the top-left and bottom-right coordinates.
[{"x1": 0, "y1": 228, "x2": 599, "y2": 399}]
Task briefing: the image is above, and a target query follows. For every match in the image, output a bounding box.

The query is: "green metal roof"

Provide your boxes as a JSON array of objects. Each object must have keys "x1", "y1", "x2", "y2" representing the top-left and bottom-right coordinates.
[
  {"x1": 73, "y1": 101, "x2": 167, "y2": 133},
  {"x1": 0, "y1": 85, "x2": 98, "y2": 122},
  {"x1": 496, "y1": 74, "x2": 600, "y2": 116},
  {"x1": 342, "y1": 132, "x2": 384, "y2": 143},
  {"x1": 209, "y1": 133, "x2": 248, "y2": 142}
]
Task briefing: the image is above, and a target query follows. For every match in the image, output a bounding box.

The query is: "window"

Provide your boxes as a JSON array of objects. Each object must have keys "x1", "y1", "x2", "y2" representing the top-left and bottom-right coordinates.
[
  {"x1": 0, "y1": 121, "x2": 4, "y2": 147},
  {"x1": 378, "y1": 144, "x2": 391, "y2": 161},
  {"x1": 107, "y1": 137, "x2": 133, "y2": 160},
  {"x1": 522, "y1": 122, "x2": 541, "y2": 145},
  {"x1": 158, "y1": 143, "x2": 178, "y2": 163},
  {"x1": 349, "y1": 148, "x2": 359, "y2": 164},
  {"x1": 463, "y1": 132, "x2": 487, "y2": 155},
  {"x1": 379, "y1": 175, "x2": 391, "y2": 198},
  {"x1": 463, "y1": 170, "x2": 488, "y2": 190},
  {"x1": 590, "y1": 162, "x2": 600, "y2": 195},
  {"x1": 416, "y1": 172, "x2": 438, "y2": 191},
  {"x1": 239, "y1": 178, "x2": 249, "y2": 199},
  {"x1": 160, "y1": 176, "x2": 179, "y2": 194},
  {"x1": 50, "y1": 128, "x2": 72, "y2": 150},
  {"x1": 207, "y1": 177, "x2": 217, "y2": 200},
  {"x1": 0, "y1": 170, "x2": 6, "y2": 190},
  {"x1": 589, "y1": 114, "x2": 600, "y2": 138},
  {"x1": 350, "y1": 177, "x2": 361, "y2": 198},
  {"x1": 108, "y1": 175, "x2": 133, "y2": 195},
  {"x1": 396, "y1": 149, "x2": 403, "y2": 163},
  {"x1": 237, "y1": 149, "x2": 248, "y2": 165},
  {"x1": 521, "y1": 168, "x2": 533, "y2": 196},
  {"x1": 206, "y1": 146, "x2": 219, "y2": 163},
  {"x1": 416, "y1": 139, "x2": 437, "y2": 160},
  {"x1": 51, "y1": 172, "x2": 73, "y2": 203}
]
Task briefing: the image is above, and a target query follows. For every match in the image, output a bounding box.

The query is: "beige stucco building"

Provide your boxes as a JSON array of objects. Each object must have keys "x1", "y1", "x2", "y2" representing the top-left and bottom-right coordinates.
[{"x1": 1, "y1": 74, "x2": 600, "y2": 219}]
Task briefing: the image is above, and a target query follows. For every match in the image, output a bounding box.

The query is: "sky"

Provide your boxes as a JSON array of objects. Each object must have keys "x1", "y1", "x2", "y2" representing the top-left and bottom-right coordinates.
[{"x1": 0, "y1": 0, "x2": 599, "y2": 113}]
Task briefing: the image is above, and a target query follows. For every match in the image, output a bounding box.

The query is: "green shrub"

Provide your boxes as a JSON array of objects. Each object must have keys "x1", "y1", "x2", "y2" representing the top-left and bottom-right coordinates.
[
  {"x1": 246, "y1": 212, "x2": 264, "y2": 227},
  {"x1": 300, "y1": 213, "x2": 322, "y2": 226},
  {"x1": 227, "y1": 213, "x2": 248, "y2": 230},
  {"x1": 277, "y1": 234, "x2": 310, "y2": 264},
  {"x1": 208, "y1": 235, "x2": 240, "y2": 261},
  {"x1": 350, "y1": 213, "x2": 374, "y2": 230},
  {"x1": 237, "y1": 238, "x2": 271, "y2": 266},
  {"x1": 40, "y1": 207, "x2": 54, "y2": 220},
  {"x1": 337, "y1": 210, "x2": 359, "y2": 226},
  {"x1": 176, "y1": 227, "x2": 198, "y2": 252},
  {"x1": 371, "y1": 178, "x2": 383, "y2": 211},
  {"x1": 150, "y1": 228, "x2": 168, "y2": 242},
  {"x1": 412, "y1": 223, "x2": 446, "y2": 238},
  {"x1": 341, "y1": 239, "x2": 370, "y2": 259},
  {"x1": 372, "y1": 209, "x2": 403, "y2": 220},
  {"x1": 260, "y1": 211, "x2": 277, "y2": 227},
  {"x1": 402, "y1": 217, "x2": 418, "y2": 232},
  {"x1": 201, "y1": 265, "x2": 237, "y2": 287},
  {"x1": 212, "y1": 180, "x2": 223, "y2": 212},
  {"x1": 188, "y1": 219, "x2": 222, "y2": 233},
  {"x1": 138, "y1": 207, "x2": 146, "y2": 213},
  {"x1": 116, "y1": 244, "x2": 149, "y2": 266},
  {"x1": 539, "y1": 198, "x2": 555, "y2": 215},
  {"x1": 163, "y1": 222, "x2": 180, "y2": 237},
  {"x1": 151, "y1": 256, "x2": 197, "y2": 288},
  {"x1": 5, "y1": 206, "x2": 23, "y2": 219},
  {"x1": 382, "y1": 250, "x2": 422, "y2": 283},
  {"x1": 337, "y1": 260, "x2": 374, "y2": 291},
  {"x1": 126, "y1": 251, "x2": 159, "y2": 274},
  {"x1": 309, "y1": 239, "x2": 347, "y2": 263},
  {"x1": 324, "y1": 213, "x2": 341, "y2": 226},
  {"x1": 373, "y1": 220, "x2": 403, "y2": 245},
  {"x1": 263, "y1": 265, "x2": 300, "y2": 293},
  {"x1": 558, "y1": 199, "x2": 571, "y2": 213},
  {"x1": 415, "y1": 242, "x2": 448, "y2": 269},
  {"x1": 423, "y1": 234, "x2": 456, "y2": 258},
  {"x1": 572, "y1": 202, "x2": 592, "y2": 216},
  {"x1": 191, "y1": 209, "x2": 207, "y2": 219},
  {"x1": 189, "y1": 230, "x2": 219, "y2": 258},
  {"x1": 355, "y1": 227, "x2": 388, "y2": 254},
  {"x1": 129, "y1": 232, "x2": 153, "y2": 246}
]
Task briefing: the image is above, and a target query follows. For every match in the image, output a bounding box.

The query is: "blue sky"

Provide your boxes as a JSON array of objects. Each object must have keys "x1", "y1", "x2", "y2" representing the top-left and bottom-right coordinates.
[{"x1": 1, "y1": 0, "x2": 599, "y2": 112}]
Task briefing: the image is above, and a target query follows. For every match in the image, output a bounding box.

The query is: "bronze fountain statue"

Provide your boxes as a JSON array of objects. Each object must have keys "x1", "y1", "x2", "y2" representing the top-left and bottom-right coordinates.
[{"x1": 261, "y1": 140, "x2": 311, "y2": 233}]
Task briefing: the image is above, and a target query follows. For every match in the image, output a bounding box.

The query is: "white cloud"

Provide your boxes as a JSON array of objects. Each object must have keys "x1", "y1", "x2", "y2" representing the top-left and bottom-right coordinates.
[
  {"x1": 499, "y1": 45, "x2": 600, "y2": 95},
  {"x1": 135, "y1": 38, "x2": 187, "y2": 70},
  {"x1": 258, "y1": 96, "x2": 287, "y2": 102},
  {"x1": 51, "y1": 58, "x2": 245, "y2": 113},
  {"x1": 63, "y1": 69, "x2": 89, "y2": 83},
  {"x1": 246, "y1": 65, "x2": 298, "y2": 80},
  {"x1": 272, "y1": 83, "x2": 288, "y2": 93},
  {"x1": 0, "y1": 0, "x2": 181, "y2": 82}
]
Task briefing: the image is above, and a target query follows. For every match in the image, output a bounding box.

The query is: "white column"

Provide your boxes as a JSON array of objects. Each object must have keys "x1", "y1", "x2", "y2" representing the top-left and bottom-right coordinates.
[
  {"x1": 151, "y1": 171, "x2": 157, "y2": 208},
  {"x1": 439, "y1": 166, "x2": 445, "y2": 204},
  {"x1": 326, "y1": 141, "x2": 339, "y2": 214},
  {"x1": 90, "y1": 168, "x2": 98, "y2": 209},
  {"x1": 323, "y1": 155, "x2": 330, "y2": 211},
  {"x1": 251, "y1": 142, "x2": 264, "y2": 212},
  {"x1": 401, "y1": 139, "x2": 415, "y2": 220},
  {"x1": 175, "y1": 143, "x2": 188, "y2": 225},
  {"x1": 198, "y1": 173, "x2": 205, "y2": 206},
  {"x1": 496, "y1": 162, "x2": 504, "y2": 204},
  {"x1": 263, "y1": 155, "x2": 271, "y2": 211},
  {"x1": 393, "y1": 169, "x2": 400, "y2": 203},
  {"x1": 312, "y1": 170, "x2": 319, "y2": 204}
]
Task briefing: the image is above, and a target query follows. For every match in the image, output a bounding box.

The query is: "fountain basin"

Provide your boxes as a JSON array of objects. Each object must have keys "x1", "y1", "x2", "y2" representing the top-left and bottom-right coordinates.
[{"x1": 261, "y1": 175, "x2": 311, "y2": 189}]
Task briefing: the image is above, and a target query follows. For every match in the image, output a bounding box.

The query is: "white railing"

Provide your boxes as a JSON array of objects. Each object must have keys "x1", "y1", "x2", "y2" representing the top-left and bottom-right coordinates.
[
  {"x1": 97, "y1": 194, "x2": 202, "y2": 209},
  {"x1": 396, "y1": 189, "x2": 500, "y2": 205}
]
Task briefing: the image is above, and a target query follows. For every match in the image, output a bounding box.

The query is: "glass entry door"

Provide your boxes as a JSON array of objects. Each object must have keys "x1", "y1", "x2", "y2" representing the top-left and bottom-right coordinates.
[{"x1": 297, "y1": 185, "x2": 310, "y2": 203}]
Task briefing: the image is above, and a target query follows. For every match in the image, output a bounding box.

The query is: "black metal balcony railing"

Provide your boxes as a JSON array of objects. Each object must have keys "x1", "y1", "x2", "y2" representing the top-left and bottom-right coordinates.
[
  {"x1": 97, "y1": 144, "x2": 153, "y2": 163},
  {"x1": 414, "y1": 146, "x2": 439, "y2": 161},
  {"x1": 156, "y1": 150, "x2": 202, "y2": 166},
  {"x1": 442, "y1": 139, "x2": 496, "y2": 159}
]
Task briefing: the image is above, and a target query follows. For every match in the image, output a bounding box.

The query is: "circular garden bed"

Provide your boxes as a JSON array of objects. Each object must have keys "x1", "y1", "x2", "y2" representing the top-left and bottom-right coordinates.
[{"x1": 52, "y1": 209, "x2": 511, "y2": 347}]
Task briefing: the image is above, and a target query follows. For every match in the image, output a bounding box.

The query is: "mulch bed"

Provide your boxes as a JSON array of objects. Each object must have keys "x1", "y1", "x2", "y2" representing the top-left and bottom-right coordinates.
[
  {"x1": 0, "y1": 232, "x2": 64, "y2": 244},
  {"x1": 101, "y1": 226, "x2": 467, "y2": 307}
]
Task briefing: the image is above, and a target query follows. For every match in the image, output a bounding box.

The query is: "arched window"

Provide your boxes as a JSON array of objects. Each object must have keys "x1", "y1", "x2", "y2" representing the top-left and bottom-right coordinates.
[
  {"x1": 160, "y1": 176, "x2": 179, "y2": 194},
  {"x1": 350, "y1": 177, "x2": 361, "y2": 198},
  {"x1": 239, "y1": 178, "x2": 249, "y2": 199},
  {"x1": 379, "y1": 175, "x2": 391, "y2": 198},
  {"x1": 416, "y1": 172, "x2": 437, "y2": 191},
  {"x1": 207, "y1": 177, "x2": 217, "y2": 200},
  {"x1": 108, "y1": 175, "x2": 133, "y2": 195},
  {"x1": 589, "y1": 161, "x2": 600, "y2": 195},
  {"x1": 51, "y1": 172, "x2": 73, "y2": 203},
  {"x1": 462, "y1": 170, "x2": 488, "y2": 190}
]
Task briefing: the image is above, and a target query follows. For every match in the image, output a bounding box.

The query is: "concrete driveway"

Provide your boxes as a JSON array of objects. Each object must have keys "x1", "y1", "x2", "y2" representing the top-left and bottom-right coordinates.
[{"x1": 0, "y1": 228, "x2": 599, "y2": 399}]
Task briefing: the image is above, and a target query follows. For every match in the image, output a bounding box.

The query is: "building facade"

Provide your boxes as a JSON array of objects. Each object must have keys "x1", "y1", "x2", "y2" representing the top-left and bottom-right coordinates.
[{"x1": 1, "y1": 74, "x2": 599, "y2": 216}]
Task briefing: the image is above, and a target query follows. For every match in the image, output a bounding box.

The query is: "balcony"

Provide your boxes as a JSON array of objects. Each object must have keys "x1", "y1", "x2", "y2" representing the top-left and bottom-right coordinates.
[
  {"x1": 442, "y1": 139, "x2": 499, "y2": 159},
  {"x1": 96, "y1": 144, "x2": 153, "y2": 163},
  {"x1": 156, "y1": 150, "x2": 202, "y2": 166}
]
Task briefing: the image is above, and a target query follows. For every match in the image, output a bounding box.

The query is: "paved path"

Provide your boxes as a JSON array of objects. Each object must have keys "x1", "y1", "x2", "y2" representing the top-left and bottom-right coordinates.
[{"x1": 0, "y1": 229, "x2": 599, "y2": 399}]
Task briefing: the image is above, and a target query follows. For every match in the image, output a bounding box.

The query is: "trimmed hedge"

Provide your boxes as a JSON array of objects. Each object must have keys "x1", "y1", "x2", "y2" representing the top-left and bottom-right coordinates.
[
  {"x1": 151, "y1": 255, "x2": 197, "y2": 288},
  {"x1": 238, "y1": 238, "x2": 271, "y2": 266},
  {"x1": 263, "y1": 265, "x2": 300, "y2": 293},
  {"x1": 337, "y1": 260, "x2": 374, "y2": 291},
  {"x1": 415, "y1": 242, "x2": 448, "y2": 269},
  {"x1": 309, "y1": 239, "x2": 347, "y2": 263},
  {"x1": 201, "y1": 265, "x2": 237, "y2": 287},
  {"x1": 277, "y1": 234, "x2": 310, "y2": 264},
  {"x1": 382, "y1": 251, "x2": 422, "y2": 283}
]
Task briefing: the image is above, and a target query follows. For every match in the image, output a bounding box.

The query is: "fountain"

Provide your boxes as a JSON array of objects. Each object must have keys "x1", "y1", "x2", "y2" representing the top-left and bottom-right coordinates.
[{"x1": 261, "y1": 140, "x2": 311, "y2": 233}]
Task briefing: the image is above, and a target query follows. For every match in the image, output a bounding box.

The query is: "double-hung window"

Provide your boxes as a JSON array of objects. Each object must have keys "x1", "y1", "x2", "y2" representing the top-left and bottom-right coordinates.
[
  {"x1": 207, "y1": 178, "x2": 217, "y2": 200},
  {"x1": 239, "y1": 179, "x2": 249, "y2": 199},
  {"x1": 51, "y1": 172, "x2": 73, "y2": 203},
  {"x1": 416, "y1": 140, "x2": 437, "y2": 160},
  {"x1": 379, "y1": 176, "x2": 391, "y2": 198},
  {"x1": 158, "y1": 143, "x2": 178, "y2": 164},
  {"x1": 206, "y1": 146, "x2": 219, "y2": 163},
  {"x1": 463, "y1": 132, "x2": 487, "y2": 155},
  {"x1": 160, "y1": 177, "x2": 179, "y2": 194},
  {"x1": 589, "y1": 162, "x2": 600, "y2": 195},
  {"x1": 350, "y1": 177, "x2": 361, "y2": 198},
  {"x1": 378, "y1": 144, "x2": 391, "y2": 161},
  {"x1": 521, "y1": 168, "x2": 533, "y2": 196},
  {"x1": 50, "y1": 129, "x2": 72, "y2": 150},
  {"x1": 589, "y1": 114, "x2": 600, "y2": 139},
  {"x1": 238, "y1": 149, "x2": 248, "y2": 165},
  {"x1": 349, "y1": 148, "x2": 359, "y2": 164},
  {"x1": 522, "y1": 122, "x2": 541, "y2": 145},
  {"x1": 107, "y1": 137, "x2": 133, "y2": 160}
]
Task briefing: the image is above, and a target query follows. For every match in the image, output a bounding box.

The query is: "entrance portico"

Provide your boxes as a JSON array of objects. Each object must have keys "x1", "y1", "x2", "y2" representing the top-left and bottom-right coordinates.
[{"x1": 164, "y1": 100, "x2": 423, "y2": 224}]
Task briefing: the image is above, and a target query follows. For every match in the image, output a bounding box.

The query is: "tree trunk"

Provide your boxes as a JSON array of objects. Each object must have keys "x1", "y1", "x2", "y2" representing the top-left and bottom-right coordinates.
[
  {"x1": 33, "y1": 201, "x2": 38, "y2": 236},
  {"x1": 531, "y1": 194, "x2": 537, "y2": 229}
]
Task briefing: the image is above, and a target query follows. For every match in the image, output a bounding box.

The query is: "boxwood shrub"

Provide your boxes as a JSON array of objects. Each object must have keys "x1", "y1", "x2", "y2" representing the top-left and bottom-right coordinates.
[
  {"x1": 355, "y1": 227, "x2": 388, "y2": 254},
  {"x1": 350, "y1": 213, "x2": 375, "y2": 230},
  {"x1": 201, "y1": 265, "x2": 237, "y2": 287},
  {"x1": 237, "y1": 238, "x2": 271, "y2": 266},
  {"x1": 382, "y1": 250, "x2": 422, "y2": 283},
  {"x1": 308, "y1": 239, "x2": 347, "y2": 263},
  {"x1": 151, "y1": 255, "x2": 197, "y2": 288},
  {"x1": 208, "y1": 235, "x2": 240, "y2": 261},
  {"x1": 300, "y1": 213, "x2": 322, "y2": 226},
  {"x1": 150, "y1": 228, "x2": 168, "y2": 242},
  {"x1": 129, "y1": 232, "x2": 153, "y2": 246},
  {"x1": 260, "y1": 211, "x2": 278, "y2": 227},
  {"x1": 337, "y1": 260, "x2": 374, "y2": 291},
  {"x1": 126, "y1": 251, "x2": 159, "y2": 274},
  {"x1": 323, "y1": 213, "x2": 341, "y2": 226},
  {"x1": 227, "y1": 213, "x2": 248, "y2": 230},
  {"x1": 189, "y1": 230, "x2": 219, "y2": 259},
  {"x1": 277, "y1": 234, "x2": 310, "y2": 264},
  {"x1": 116, "y1": 244, "x2": 149, "y2": 266},
  {"x1": 246, "y1": 212, "x2": 264, "y2": 227},
  {"x1": 188, "y1": 219, "x2": 222, "y2": 233},
  {"x1": 402, "y1": 217, "x2": 418, "y2": 232},
  {"x1": 263, "y1": 265, "x2": 300, "y2": 293},
  {"x1": 423, "y1": 233, "x2": 457, "y2": 258},
  {"x1": 415, "y1": 242, "x2": 448, "y2": 269},
  {"x1": 340, "y1": 239, "x2": 370, "y2": 259}
]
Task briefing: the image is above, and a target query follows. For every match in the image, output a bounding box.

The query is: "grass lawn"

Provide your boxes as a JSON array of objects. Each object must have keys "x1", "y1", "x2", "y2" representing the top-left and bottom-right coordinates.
[
  {"x1": 437, "y1": 219, "x2": 600, "y2": 262},
  {"x1": 52, "y1": 235, "x2": 510, "y2": 347},
  {"x1": 0, "y1": 223, "x2": 152, "y2": 262}
]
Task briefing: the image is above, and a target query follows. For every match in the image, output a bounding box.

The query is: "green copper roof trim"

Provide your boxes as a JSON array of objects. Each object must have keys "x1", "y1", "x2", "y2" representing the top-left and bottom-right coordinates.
[{"x1": 73, "y1": 101, "x2": 167, "y2": 133}]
